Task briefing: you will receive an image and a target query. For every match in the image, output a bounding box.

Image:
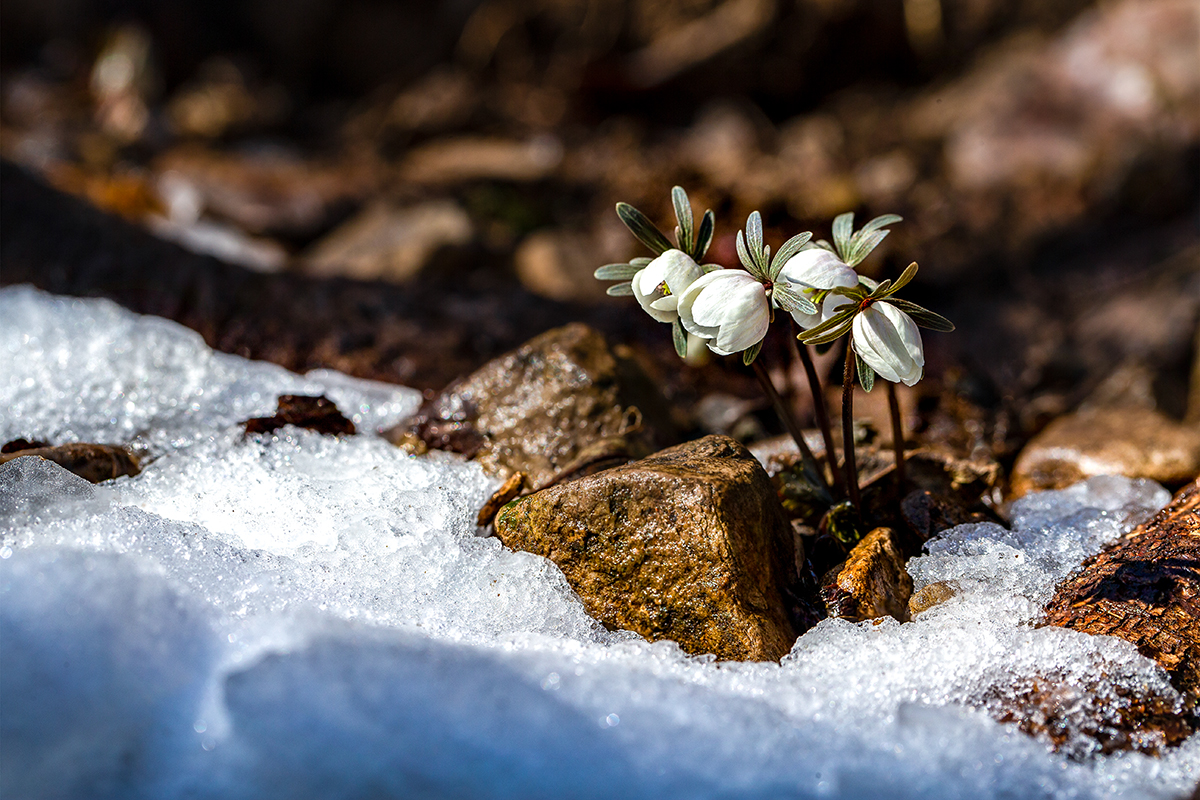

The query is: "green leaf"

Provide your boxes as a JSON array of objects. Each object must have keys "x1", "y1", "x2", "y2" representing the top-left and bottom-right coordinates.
[
  {"x1": 671, "y1": 186, "x2": 694, "y2": 251},
  {"x1": 845, "y1": 229, "x2": 888, "y2": 267},
  {"x1": 606, "y1": 283, "x2": 634, "y2": 297},
  {"x1": 799, "y1": 304, "x2": 857, "y2": 341},
  {"x1": 856, "y1": 354, "x2": 875, "y2": 392},
  {"x1": 859, "y1": 213, "x2": 902, "y2": 236},
  {"x1": 616, "y1": 202, "x2": 673, "y2": 255},
  {"x1": 735, "y1": 230, "x2": 753, "y2": 273},
  {"x1": 832, "y1": 212, "x2": 854, "y2": 257},
  {"x1": 695, "y1": 210, "x2": 715, "y2": 260},
  {"x1": 827, "y1": 285, "x2": 869, "y2": 301},
  {"x1": 699, "y1": 262, "x2": 724, "y2": 274},
  {"x1": 594, "y1": 263, "x2": 641, "y2": 280},
  {"x1": 630, "y1": 257, "x2": 653, "y2": 267},
  {"x1": 810, "y1": 239, "x2": 836, "y2": 253},
  {"x1": 885, "y1": 298, "x2": 955, "y2": 331},
  {"x1": 803, "y1": 317, "x2": 856, "y2": 346},
  {"x1": 869, "y1": 279, "x2": 892, "y2": 299},
  {"x1": 769, "y1": 231, "x2": 813, "y2": 278},
  {"x1": 672, "y1": 319, "x2": 688, "y2": 358},
  {"x1": 772, "y1": 285, "x2": 818, "y2": 316},
  {"x1": 746, "y1": 211, "x2": 764, "y2": 268},
  {"x1": 882, "y1": 262, "x2": 918, "y2": 296},
  {"x1": 742, "y1": 339, "x2": 764, "y2": 365}
]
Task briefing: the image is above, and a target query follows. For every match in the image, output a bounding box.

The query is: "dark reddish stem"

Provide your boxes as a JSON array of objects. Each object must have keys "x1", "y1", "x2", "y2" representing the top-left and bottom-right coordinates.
[
  {"x1": 752, "y1": 358, "x2": 831, "y2": 496},
  {"x1": 789, "y1": 319, "x2": 844, "y2": 497},
  {"x1": 841, "y1": 343, "x2": 862, "y2": 514},
  {"x1": 887, "y1": 381, "x2": 906, "y2": 498}
]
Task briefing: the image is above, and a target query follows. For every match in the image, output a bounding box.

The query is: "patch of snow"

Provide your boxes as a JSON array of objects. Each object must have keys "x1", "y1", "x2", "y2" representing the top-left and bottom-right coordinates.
[{"x1": 1, "y1": 286, "x2": 1196, "y2": 799}]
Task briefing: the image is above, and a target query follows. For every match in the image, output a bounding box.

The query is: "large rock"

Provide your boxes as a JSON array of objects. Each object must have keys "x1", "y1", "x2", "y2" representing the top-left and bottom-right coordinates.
[
  {"x1": 0, "y1": 443, "x2": 140, "y2": 484},
  {"x1": 1043, "y1": 477, "x2": 1200, "y2": 703},
  {"x1": 494, "y1": 435, "x2": 801, "y2": 662},
  {"x1": 1011, "y1": 407, "x2": 1200, "y2": 497},
  {"x1": 820, "y1": 527, "x2": 913, "y2": 623},
  {"x1": 387, "y1": 323, "x2": 676, "y2": 488}
]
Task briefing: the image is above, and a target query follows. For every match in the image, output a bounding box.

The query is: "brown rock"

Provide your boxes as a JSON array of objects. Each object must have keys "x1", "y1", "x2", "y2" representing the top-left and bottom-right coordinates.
[
  {"x1": 1011, "y1": 407, "x2": 1200, "y2": 497},
  {"x1": 907, "y1": 580, "x2": 959, "y2": 618},
  {"x1": 386, "y1": 323, "x2": 675, "y2": 488},
  {"x1": 0, "y1": 443, "x2": 140, "y2": 483},
  {"x1": 819, "y1": 527, "x2": 913, "y2": 623},
  {"x1": 243, "y1": 395, "x2": 356, "y2": 437},
  {"x1": 1043, "y1": 478, "x2": 1200, "y2": 702},
  {"x1": 494, "y1": 435, "x2": 801, "y2": 662}
]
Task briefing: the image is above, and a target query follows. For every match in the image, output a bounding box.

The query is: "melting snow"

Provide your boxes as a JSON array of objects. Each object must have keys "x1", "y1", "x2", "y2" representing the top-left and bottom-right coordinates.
[{"x1": 1, "y1": 286, "x2": 1196, "y2": 799}]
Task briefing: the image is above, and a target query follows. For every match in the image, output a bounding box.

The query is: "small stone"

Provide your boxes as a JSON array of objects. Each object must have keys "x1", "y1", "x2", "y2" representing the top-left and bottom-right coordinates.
[
  {"x1": 1011, "y1": 407, "x2": 1200, "y2": 497},
  {"x1": 901, "y1": 490, "x2": 988, "y2": 544},
  {"x1": 0, "y1": 443, "x2": 140, "y2": 483},
  {"x1": 1043, "y1": 477, "x2": 1200, "y2": 703},
  {"x1": 386, "y1": 323, "x2": 675, "y2": 488},
  {"x1": 820, "y1": 527, "x2": 913, "y2": 623},
  {"x1": 476, "y1": 472, "x2": 525, "y2": 528},
  {"x1": 494, "y1": 435, "x2": 803, "y2": 662},
  {"x1": 243, "y1": 395, "x2": 356, "y2": 437},
  {"x1": 302, "y1": 201, "x2": 473, "y2": 283},
  {"x1": 907, "y1": 580, "x2": 959, "y2": 618}
]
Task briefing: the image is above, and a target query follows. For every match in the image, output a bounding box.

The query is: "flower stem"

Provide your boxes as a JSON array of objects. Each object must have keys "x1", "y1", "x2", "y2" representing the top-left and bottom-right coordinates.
[
  {"x1": 841, "y1": 343, "x2": 862, "y2": 514},
  {"x1": 751, "y1": 358, "x2": 831, "y2": 496},
  {"x1": 886, "y1": 381, "x2": 906, "y2": 498},
  {"x1": 789, "y1": 319, "x2": 844, "y2": 497}
]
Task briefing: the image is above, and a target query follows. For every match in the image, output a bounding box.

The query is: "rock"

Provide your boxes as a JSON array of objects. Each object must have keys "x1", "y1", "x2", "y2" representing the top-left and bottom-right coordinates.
[
  {"x1": 302, "y1": 201, "x2": 473, "y2": 283},
  {"x1": 819, "y1": 527, "x2": 913, "y2": 623},
  {"x1": 494, "y1": 435, "x2": 802, "y2": 662},
  {"x1": 981, "y1": 675, "x2": 1194, "y2": 759},
  {"x1": 386, "y1": 323, "x2": 675, "y2": 488},
  {"x1": 901, "y1": 490, "x2": 989, "y2": 544},
  {"x1": 1043, "y1": 478, "x2": 1200, "y2": 703},
  {"x1": 907, "y1": 580, "x2": 959, "y2": 618},
  {"x1": 0, "y1": 443, "x2": 140, "y2": 483},
  {"x1": 1011, "y1": 407, "x2": 1200, "y2": 497},
  {"x1": 243, "y1": 395, "x2": 356, "y2": 437}
]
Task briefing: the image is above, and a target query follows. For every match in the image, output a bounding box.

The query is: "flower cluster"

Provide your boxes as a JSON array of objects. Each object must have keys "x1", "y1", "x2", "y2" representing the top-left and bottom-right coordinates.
[{"x1": 595, "y1": 188, "x2": 953, "y2": 389}]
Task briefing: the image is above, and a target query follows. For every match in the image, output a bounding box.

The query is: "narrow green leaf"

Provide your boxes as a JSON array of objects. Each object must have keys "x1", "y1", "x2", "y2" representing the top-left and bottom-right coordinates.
[
  {"x1": 769, "y1": 231, "x2": 813, "y2": 277},
  {"x1": 672, "y1": 319, "x2": 688, "y2": 358},
  {"x1": 827, "y1": 285, "x2": 869, "y2": 301},
  {"x1": 735, "y1": 230, "x2": 753, "y2": 272},
  {"x1": 671, "y1": 186, "x2": 694, "y2": 251},
  {"x1": 869, "y1": 279, "x2": 892, "y2": 299},
  {"x1": 845, "y1": 229, "x2": 888, "y2": 267},
  {"x1": 616, "y1": 202, "x2": 672, "y2": 255},
  {"x1": 799, "y1": 305, "x2": 858, "y2": 340},
  {"x1": 742, "y1": 339, "x2": 764, "y2": 365},
  {"x1": 606, "y1": 283, "x2": 634, "y2": 297},
  {"x1": 885, "y1": 298, "x2": 955, "y2": 331},
  {"x1": 747, "y1": 211, "x2": 764, "y2": 267},
  {"x1": 858, "y1": 275, "x2": 879, "y2": 291},
  {"x1": 856, "y1": 354, "x2": 875, "y2": 392},
  {"x1": 832, "y1": 212, "x2": 854, "y2": 257},
  {"x1": 882, "y1": 262, "x2": 918, "y2": 297},
  {"x1": 772, "y1": 285, "x2": 818, "y2": 316},
  {"x1": 811, "y1": 239, "x2": 836, "y2": 253},
  {"x1": 594, "y1": 263, "x2": 641, "y2": 280},
  {"x1": 695, "y1": 210, "x2": 715, "y2": 260},
  {"x1": 630, "y1": 256, "x2": 653, "y2": 267},
  {"x1": 699, "y1": 262, "x2": 723, "y2": 274},
  {"x1": 859, "y1": 213, "x2": 902, "y2": 236},
  {"x1": 803, "y1": 317, "x2": 856, "y2": 346}
]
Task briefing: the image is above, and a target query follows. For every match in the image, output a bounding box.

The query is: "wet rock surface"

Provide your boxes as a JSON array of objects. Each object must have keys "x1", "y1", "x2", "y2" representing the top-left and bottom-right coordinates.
[
  {"x1": 0, "y1": 442, "x2": 140, "y2": 483},
  {"x1": 494, "y1": 435, "x2": 802, "y2": 662},
  {"x1": 819, "y1": 527, "x2": 913, "y2": 623},
  {"x1": 1043, "y1": 478, "x2": 1200, "y2": 703},
  {"x1": 386, "y1": 323, "x2": 676, "y2": 488},
  {"x1": 1011, "y1": 407, "x2": 1200, "y2": 496},
  {"x1": 242, "y1": 395, "x2": 356, "y2": 437}
]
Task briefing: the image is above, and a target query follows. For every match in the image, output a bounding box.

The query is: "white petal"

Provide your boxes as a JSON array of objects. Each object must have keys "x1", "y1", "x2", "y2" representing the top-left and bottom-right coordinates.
[
  {"x1": 688, "y1": 272, "x2": 760, "y2": 328},
  {"x1": 649, "y1": 295, "x2": 678, "y2": 312},
  {"x1": 852, "y1": 306, "x2": 910, "y2": 384},
  {"x1": 657, "y1": 249, "x2": 704, "y2": 295},
  {"x1": 677, "y1": 274, "x2": 722, "y2": 339},
  {"x1": 631, "y1": 257, "x2": 678, "y2": 323},
  {"x1": 876, "y1": 302, "x2": 924, "y2": 370},
  {"x1": 778, "y1": 249, "x2": 858, "y2": 290},
  {"x1": 712, "y1": 299, "x2": 770, "y2": 355}
]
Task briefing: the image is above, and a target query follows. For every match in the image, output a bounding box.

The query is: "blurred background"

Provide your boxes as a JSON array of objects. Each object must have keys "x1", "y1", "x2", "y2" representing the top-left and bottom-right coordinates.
[{"x1": 1, "y1": 0, "x2": 1198, "y2": 487}]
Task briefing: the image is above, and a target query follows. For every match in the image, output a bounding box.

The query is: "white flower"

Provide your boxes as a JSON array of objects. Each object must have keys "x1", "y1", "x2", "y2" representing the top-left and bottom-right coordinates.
[
  {"x1": 677, "y1": 270, "x2": 770, "y2": 355},
  {"x1": 852, "y1": 301, "x2": 925, "y2": 385},
  {"x1": 631, "y1": 249, "x2": 704, "y2": 323},
  {"x1": 777, "y1": 249, "x2": 859, "y2": 329}
]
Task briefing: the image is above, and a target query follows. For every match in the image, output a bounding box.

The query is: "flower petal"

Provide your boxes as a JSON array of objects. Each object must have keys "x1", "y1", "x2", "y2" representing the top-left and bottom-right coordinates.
[
  {"x1": 778, "y1": 249, "x2": 858, "y2": 291},
  {"x1": 852, "y1": 304, "x2": 924, "y2": 385}
]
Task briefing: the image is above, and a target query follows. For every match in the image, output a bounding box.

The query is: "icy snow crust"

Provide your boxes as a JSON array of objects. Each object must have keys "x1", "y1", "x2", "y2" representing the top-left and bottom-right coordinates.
[{"x1": 1, "y1": 286, "x2": 1196, "y2": 799}]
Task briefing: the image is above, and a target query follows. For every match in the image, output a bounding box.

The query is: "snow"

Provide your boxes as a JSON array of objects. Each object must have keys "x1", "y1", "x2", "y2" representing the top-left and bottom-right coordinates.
[{"x1": 1, "y1": 285, "x2": 1197, "y2": 800}]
